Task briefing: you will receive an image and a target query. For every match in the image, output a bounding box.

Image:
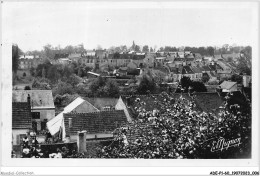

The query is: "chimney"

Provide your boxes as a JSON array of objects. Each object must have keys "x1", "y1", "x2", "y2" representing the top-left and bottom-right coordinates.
[
  {"x1": 27, "y1": 94, "x2": 31, "y2": 106},
  {"x1": 77, "y1": 130, "x2": 87, "y2": 153},
  {"x1": 68, "y1": 118, "x2": 72, "y2": 128},
  {"x1": 126, "y1": 97, "x2": 130, "y2": 107}
]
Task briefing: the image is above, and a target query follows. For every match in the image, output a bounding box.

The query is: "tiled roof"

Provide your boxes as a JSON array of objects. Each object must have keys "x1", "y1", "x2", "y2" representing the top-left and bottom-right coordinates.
[
  {"x1": 209, "y1": 72, "x2": 216, "y2": 77},
  {"x1": 121, "y1": 93, "x2": 196, "y2": 119},
  {"x1": 174, "y1": 57, "x2": 184, "y2": 62},
  {"x1": 169, "y1": 67, "x2": 181, "y2": 74},
  {"x1": 13, "y1": 90, "x2": 55, "y2": 109},
  {"x1": 193, "y1": 93, "x2": 224, "y2": 113},
  {"x1": 191, "y1": 66, "x2": 202, "y2": 73},
  {"x1": 182, "y1": 66, "x2": 194, "y2": 74},
  {"x1": 194, "y1": 53, "x2": 202, "y2": 60},
  {"x1": 214, "y1": 55, "x2": 223, "y2": 60},
  {"x1": 201, "y1": 66, "x2": 211, "y2": 72},
  {"x1": 12, "y1": 102, "x2": 32, "y2": 129},
  {"x1": 215, "y1": 64, "x2": 223, "y2": 70},
  {"x1": 220, "y1": 81, "x2": 237, "y2": 90},
  {"x1": 185, "y1": 54, "x2": 195, "y2": 61},
  {"x1": 227, "y1": 62, "x2": 237, "y2": 68},
  {"x1": 63, "y1": 110, "x2": 127, "y2": 135}
]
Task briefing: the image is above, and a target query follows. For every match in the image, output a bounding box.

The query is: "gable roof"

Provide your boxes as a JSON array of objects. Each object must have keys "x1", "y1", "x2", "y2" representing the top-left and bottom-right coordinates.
[
  {"x1": 215, "y1": 63, "x2": 223, "y2": 70},
  {"x1": 12, "y1": 102, "x2": 32, "y2": 129},
  {"x1": 182, "y1": 66, "x2": 194, "y2": 74},
  {"x1": 84, "y1": 97, "x2": 119, "y2": 110},
  {"x1": 174, "y1": 57, "x2": 184, "y2": 61},
  {"x1": 185, "y1": 54, "x2": 195, "y2": 61},
  {"x1": 214, "y1": 55, "x2": 223, "y2": 60},
  {"x1": 194, "y1": 53, "x2": 202, "y2": 60},
  {"x1": 169, "y1": 67, "x2": 181, "y2": 74},
  {"x1": 201, "y1": 66, "x2": 211, "y2": 72},
  {"x1": 47, "y1": 97, "x2": 99, "y2": 136},
  {"x1": 191, "y1": 66, "x2": 203, "y2": 73},
  {"x1": 12, "y1": 90, "x2": 55, "y2": 109},
  {"x1": 220, "y1": 81, "x2": 237, "y2": 90},
  {"x1": 64, "y1": 110, "x2": 127, "y2": 135}
]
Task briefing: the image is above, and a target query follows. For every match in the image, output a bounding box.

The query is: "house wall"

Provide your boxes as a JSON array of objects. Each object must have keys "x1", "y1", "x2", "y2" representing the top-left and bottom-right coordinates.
[
  {"x1": 12, "y1": 129, "x2": 28, "y2": 145},
  {"x1": 19, "y1": 59, "x2": 33, "y2": 69},
  {"x1": 132, "y1": 59, "x2": 144, "y2": 67},
  {"x1": 31, "y1": 109, "x2": 55, "y2": 131},
  {"x1": 31, "y1": 108, "x2": 55, "y2": 121},
  {"x1": 115, "y1": 97, "x2": 132, "y2": 122},
  {"x1": 243, "y1": 75, "x2": 251, "y2": 87}
]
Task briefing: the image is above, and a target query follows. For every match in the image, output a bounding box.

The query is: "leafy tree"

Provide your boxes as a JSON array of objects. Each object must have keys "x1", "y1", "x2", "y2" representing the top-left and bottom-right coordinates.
[
  {"x1": 231, "y1": 74, "x2": 243, "y2": 84},
  {"x1": 159, "y1": 47, "x2": 164, "y2": 52},
  {"x1": 134, "y1": 45, "x2": 141, "y2": 52},
  {"x1": 201, "y1": 75, "x2": 210, "y2": 83},
  {"x1": 66, "y1": 74, "x2": 81, "y2": 87},
  {"x1": 36, "y1": 62, "x2": 51, "y2": 77},
  {"x1": 177, "y1": 76, "x2": 207, "y2": 92},
  {"x1": 237, "y1": 58, "x2": 251, "y2": 75},
  {"x1": 150, "y1": 47, "x2": 154, "y2": 52},
  {"x1": 63, "y1": 65, "x2": 73, "y2": 79},
  {"x1": 89, "y1": 76, "x2": 106, "y2": 96},
  {"x1": 12, "y1": 44, "x2": 21, "y2": 73},
  {"x1": 47, "y1": 65, "x2": 60, "y2": 83},
  {"x1": 42, "y1": 67, "x2": 46, "y2": 78},
  {"x1": 113, "y1": 52, "x2": 120, "y2": 59},
  {"x1": 83, "y1": 66, "x2": 92, "y2": 75},
  {"x1": 30, "y1": 67, "x2": 36, "y2": 77},
  {"x1": 207, "y1": 46, "x2": 215, "y2": 56},
  {"x1": 191, "y1": 81, "x2": 207, "y2": 92},
  {"x1": 24, "y1": 86, "x2": 31, "y2": 90},
  {"x1": 52, "y1": 81, "x2": 74, "y2": 96},
  {"x1": 180, "y1": 76, "x2": 192, "y2": 91},
  {"x1": 120, "y1": 45, "x2": 128, "y2": 52},
  {"x1": 142, "y1": 45, "x2": 149, "y2": 53},
  {"x1": 104, "y1": 79, "x2": 119, "y2": 97},
  {"x1": 131, "y1": 41, "x2": 136, "y2": 51},
  {"x1": 137, "y1": 76, "x2": 156, "y2": 94},
  {"x1": 43, "y1": 44, "x2": 55, "y2": 59},
  {"x1": 77, "y1": 68, "x2": 83, "y2": 77}
]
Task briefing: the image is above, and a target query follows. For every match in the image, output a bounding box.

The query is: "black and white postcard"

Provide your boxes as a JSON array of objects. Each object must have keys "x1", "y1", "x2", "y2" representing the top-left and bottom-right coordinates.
[{"x1": 1, "y1": 1, "x2": 259, "y2": 175}]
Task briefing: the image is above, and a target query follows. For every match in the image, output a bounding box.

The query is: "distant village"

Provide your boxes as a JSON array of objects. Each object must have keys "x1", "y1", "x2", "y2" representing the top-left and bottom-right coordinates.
[{"x1": 11, "y1": 42, "x2": 252, "y2": 158}]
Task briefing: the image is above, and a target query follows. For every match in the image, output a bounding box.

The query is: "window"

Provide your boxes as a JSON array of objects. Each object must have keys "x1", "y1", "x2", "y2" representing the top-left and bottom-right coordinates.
[
  {"x1": 32, "y1": 112, "x2": 40, "y2": 119},
  {"x1": 103, "y1": 106, "x2": 111, "y2": 111},
  {"x1": 41, "y1": 119, "x2": 47, "y2": 130}
]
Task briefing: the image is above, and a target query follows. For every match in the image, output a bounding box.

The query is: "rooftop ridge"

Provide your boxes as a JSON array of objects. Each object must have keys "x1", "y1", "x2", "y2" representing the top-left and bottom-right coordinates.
[{"x1": 64, "y1": 110, "x2": 124, "y2": 115}]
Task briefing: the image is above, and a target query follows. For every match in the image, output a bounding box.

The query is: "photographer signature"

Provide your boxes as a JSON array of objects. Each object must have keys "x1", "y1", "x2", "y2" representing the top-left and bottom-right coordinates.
[{"x1": 211, "y1": 137, "x2": 241, "y2": 152}]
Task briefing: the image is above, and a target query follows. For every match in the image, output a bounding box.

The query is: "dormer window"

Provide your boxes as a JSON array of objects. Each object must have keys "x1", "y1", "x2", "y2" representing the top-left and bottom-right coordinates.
[{"x1": 103, "y1": 106, "x2": 111, "y2": 111}]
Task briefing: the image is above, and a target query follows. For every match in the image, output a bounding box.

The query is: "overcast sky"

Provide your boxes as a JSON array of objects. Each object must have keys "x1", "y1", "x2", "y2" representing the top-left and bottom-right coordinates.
[{"x1": 2, "y1": 1, "x2": 255, "y2": 52}]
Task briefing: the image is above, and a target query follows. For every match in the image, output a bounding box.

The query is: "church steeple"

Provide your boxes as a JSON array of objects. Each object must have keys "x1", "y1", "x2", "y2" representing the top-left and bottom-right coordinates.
[{"x1": 132, "y1": 41, "x2": 136, "y2": 51}]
